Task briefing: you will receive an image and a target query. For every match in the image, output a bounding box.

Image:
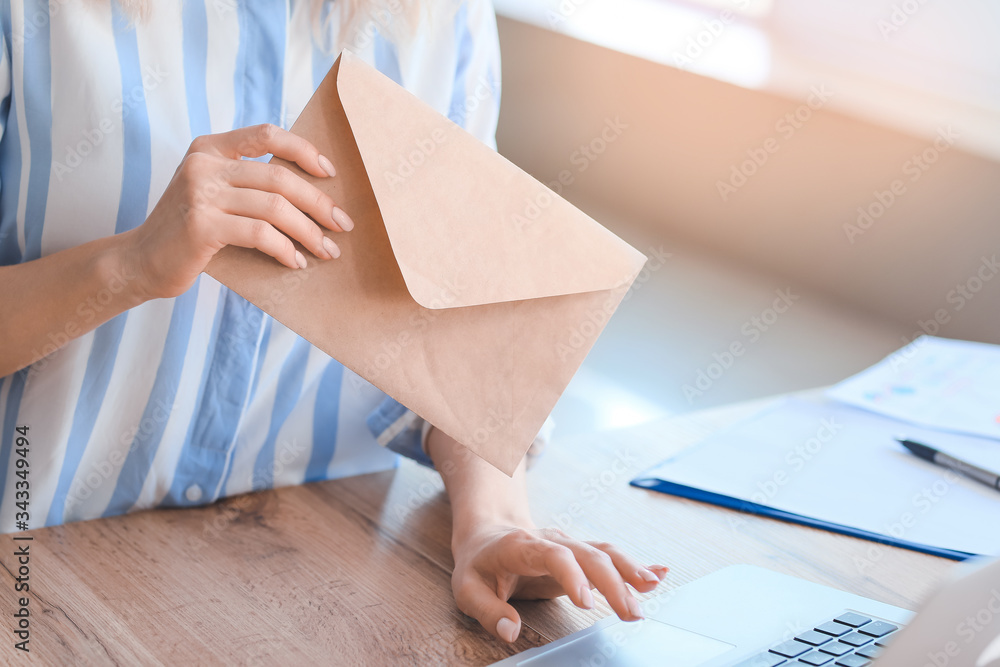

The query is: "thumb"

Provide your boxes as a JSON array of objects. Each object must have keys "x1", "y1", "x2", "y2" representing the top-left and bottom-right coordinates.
[{"x1": 456, "y1": 577, "x2": 523, "y2": 643}]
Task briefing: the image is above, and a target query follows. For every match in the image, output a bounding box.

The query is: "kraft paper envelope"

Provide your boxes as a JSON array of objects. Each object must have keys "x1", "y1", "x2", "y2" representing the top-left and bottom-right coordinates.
[{"x1": 206, "y1": 51, "x2": 646, "y2": 475}]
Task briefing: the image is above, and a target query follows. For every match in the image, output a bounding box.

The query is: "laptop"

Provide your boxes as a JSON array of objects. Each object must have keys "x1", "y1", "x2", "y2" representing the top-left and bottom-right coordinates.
[{"x1": 493, "y1": 557, "x2": 1000, "y2": 666}]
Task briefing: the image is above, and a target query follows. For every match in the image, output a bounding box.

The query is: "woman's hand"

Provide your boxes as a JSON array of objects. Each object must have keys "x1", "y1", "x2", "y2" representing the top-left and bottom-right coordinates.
[
  {"x1": 426, "y1": 421, "x2": 668, "y2": 644},
  {"x1": 451, "y1": 523, "x2": 668, "y2": 643},
  {"x1": 124, "y1": 123, "x2": 354, "y2": 301}
]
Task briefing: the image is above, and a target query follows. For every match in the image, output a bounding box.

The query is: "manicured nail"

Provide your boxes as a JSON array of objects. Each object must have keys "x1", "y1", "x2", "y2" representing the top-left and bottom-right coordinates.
[
  {"x1": 625, "y1": 597, "x2": 644, "y2": 621},
  {"x1": 580, "y1": 586, "x2": 595, "y2": 609},
  {"x1": 332, "y1": 206, "x2": 354, "y2": 232},
  {"x1": 650, "y1": 565, "x2": 669, "y2": 580},
  {"x1": 295, "y1": 250, "x2": 307, "y2": 269},
  {"x1": 318, "y1": 154, "x2": 336, "y2": 178},
  {"x1": 639, "y1": 569, "x2": 659, "y2": 584},
  {"x1": 497, "y1": 617, "x2": 519, "y2": 643},
  {"x1": 323, "y1": 236, "x2": 341, "y2": 259}
]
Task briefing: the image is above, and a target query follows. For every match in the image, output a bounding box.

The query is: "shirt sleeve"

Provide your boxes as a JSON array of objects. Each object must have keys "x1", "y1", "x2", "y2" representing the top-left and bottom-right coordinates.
[
  {"x1": 366, "y1": 396, "x2": 435, "y2": 468},
  {"x1": 420, "y1": 414, "x2": 553, "y2": 470},
  {"x1": 365, "y1": 394, "x2": 554, "y2": 471},
  {"x1": 0, "y1": 27, "x2": 13, "y2": 263},
  {"x1": 448, "y1": 0, "x2": 502, "y2": 148}
]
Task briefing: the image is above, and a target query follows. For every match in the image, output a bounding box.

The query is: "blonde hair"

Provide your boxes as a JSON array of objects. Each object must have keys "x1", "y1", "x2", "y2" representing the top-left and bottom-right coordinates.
[{"x1": 115, "y1": 0, "x2": 430, "y2": 49}]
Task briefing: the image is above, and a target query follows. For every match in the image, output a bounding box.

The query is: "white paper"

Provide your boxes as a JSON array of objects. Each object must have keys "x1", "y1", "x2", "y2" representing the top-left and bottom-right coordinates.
[
  {"x1": 827, "y1": 336, "x2": 1000, "y2": 441},
  {"x1": 639, "y1": 398, "x2": 1000, "y2": 556}
]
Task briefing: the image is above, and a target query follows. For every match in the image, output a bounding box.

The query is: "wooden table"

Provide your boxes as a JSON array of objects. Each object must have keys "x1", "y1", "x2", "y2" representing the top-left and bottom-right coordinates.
[{"x1": 1, "y1": 396, "x2": 956, "y2": 665}]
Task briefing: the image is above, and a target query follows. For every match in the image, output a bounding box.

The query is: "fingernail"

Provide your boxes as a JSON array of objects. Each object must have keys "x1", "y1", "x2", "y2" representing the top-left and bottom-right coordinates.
[
  {"x1": 579, "y1": 586, "x2": 595, "y2": 610},
  {"x1": 639, "y1": 569, "x2": 659, "y2": 584},
  {"x1": 650, "y1": 565, "x2": 669, "y2": 580},
  {"x1": 625, "y1": 597, "x2": 644, "y2": 621},
  {"x1": 318, "y1": 154, "x2": 336, "y2": 178},
  {"x1": 332, "y1": 206, "x2": 354, "y2": 232},
  {"x1": 295, "y1": 250, "x2": 307, "y2": 269},
  {"x1": 497, "y1": 617, "x2": 519, "y2": 643},
  {"x1": 323, "y1": 236, "x2": 341, "y2": 259}
]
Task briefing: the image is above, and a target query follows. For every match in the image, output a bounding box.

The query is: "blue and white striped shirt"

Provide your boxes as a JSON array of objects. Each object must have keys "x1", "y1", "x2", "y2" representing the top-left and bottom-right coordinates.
[{"x1": 0, "y1": 0, "x2": 502, "y2": 533}]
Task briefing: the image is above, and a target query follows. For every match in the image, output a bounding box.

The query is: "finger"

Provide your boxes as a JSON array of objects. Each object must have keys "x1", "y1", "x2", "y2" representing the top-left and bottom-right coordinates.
[
  {"x1": 192, "y1": 123, "x2": 335, "y2": 179},
  {"x1": 223, "y1": 187, "x2": 338, "y2": 261},
  {"x1": 227, "y1": 160, "x2": 354, "y2": 234},
  {"x1": 562, "y1": 540, "x2": 644, "y2": 622},
  {"x1": 218, "y1": 213, "x2": 304, "y2": 270},
  {"x1": 500, "y1": 536, "x2": 594, "y2": 611},
  {"x1": 455, "y1": 577, "x2": 523, "y2": 644},
  {"x1": 509, "y1": 575, "x2": 567, "y2": 601},
  {"x1": 586, "y1": 541, "x2": 667, "y2": 594}
]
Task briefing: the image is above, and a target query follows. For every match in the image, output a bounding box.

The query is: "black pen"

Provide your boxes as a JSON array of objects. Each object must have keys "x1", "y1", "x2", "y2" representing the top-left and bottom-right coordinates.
[{"x1": 896, "y1": 438, "x2": 1000, "y2": 492}]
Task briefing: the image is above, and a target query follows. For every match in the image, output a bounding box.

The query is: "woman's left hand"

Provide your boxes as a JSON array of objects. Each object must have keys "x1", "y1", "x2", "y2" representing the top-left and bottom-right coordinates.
[{"x1": 450, "y1": 524, "x2": 668, "y2": 643}]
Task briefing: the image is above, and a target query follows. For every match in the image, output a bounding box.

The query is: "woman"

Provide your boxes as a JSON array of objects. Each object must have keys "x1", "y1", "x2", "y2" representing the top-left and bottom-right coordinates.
[{"x1": 0, "y1": 0, "x2": 666, "y2": 645}]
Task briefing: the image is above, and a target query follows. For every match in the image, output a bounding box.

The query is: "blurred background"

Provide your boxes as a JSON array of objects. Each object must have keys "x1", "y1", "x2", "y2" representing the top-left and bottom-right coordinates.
[{"x1": 490, "y1": 0, "x2": 1000, "y2": 436}]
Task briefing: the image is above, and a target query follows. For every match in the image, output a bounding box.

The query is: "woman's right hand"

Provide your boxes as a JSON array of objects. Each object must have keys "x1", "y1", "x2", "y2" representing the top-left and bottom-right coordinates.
[{"x1": 125, "y1": 123, "x2": 353, "y2": 301}]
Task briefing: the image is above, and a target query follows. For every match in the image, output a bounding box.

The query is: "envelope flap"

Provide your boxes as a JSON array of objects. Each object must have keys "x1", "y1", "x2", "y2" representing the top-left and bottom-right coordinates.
[{"x1": 335, "y1": 50, "x2": 646, "y2": 310}]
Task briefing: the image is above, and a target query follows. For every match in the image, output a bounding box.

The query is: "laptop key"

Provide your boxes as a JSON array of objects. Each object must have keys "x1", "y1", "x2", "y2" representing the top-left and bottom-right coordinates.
[
  {"x1": 734, "y1": 653, "x2": 787, "y2": 667},
  {"x1": 834, "y1": 655, "x2": 871, "y2": 667},
  {"x1": 796, "y1": 630, "x2": 832, "y2": 646},
  {"x1": 838, "y1": 632, "x2": 873, "y2": 647},
  {"x1": 833, "y1": 612, "x2": 871, "y2": 628},
  {"x1": 856, "y1": 644, "x2": 882, "y2": 660},
  {"x1": 798, "y1": 650, "x2": 834, "y2": 665},
  {"x1": 815, "y1": 622, "x2": 852, "y2": 637},
  {"x1": 818, "y1": 642, "x2": 853, "y2": 657},
  {"x1": 858, "y1": 621, "x2": 898, "y2": 638},
  {"x1": 770, "y1": 640, "x2": 811, "y2": 658}
]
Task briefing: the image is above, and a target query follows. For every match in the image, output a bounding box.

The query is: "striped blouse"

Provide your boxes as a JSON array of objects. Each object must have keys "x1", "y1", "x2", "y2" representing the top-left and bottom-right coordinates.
[{"x1": 0, "y1": 0, "x2": 502, "y2": 533}]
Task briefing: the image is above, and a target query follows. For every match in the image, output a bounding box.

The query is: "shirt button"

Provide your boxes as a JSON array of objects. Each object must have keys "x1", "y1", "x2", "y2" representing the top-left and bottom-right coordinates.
[{"x1": 185, "y1": 484, "x2": 203, "y2": 503}]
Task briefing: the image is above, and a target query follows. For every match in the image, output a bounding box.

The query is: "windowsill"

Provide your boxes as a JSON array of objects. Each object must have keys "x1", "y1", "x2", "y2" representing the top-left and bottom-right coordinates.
[{"x1": 494, "y1": 0, "x2": 1000, "y2": 164}]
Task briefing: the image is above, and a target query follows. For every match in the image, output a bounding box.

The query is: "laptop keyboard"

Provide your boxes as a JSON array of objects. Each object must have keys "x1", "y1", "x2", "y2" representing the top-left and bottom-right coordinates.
[{"x1": 734, "y1": 612, "x2": 902, "y2": 667}]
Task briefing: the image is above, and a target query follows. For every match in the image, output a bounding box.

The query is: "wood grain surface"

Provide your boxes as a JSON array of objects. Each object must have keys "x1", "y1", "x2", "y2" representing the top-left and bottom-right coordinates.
[{"x1": 0, "y1": 396, "x2": 956, "y2": 665}]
